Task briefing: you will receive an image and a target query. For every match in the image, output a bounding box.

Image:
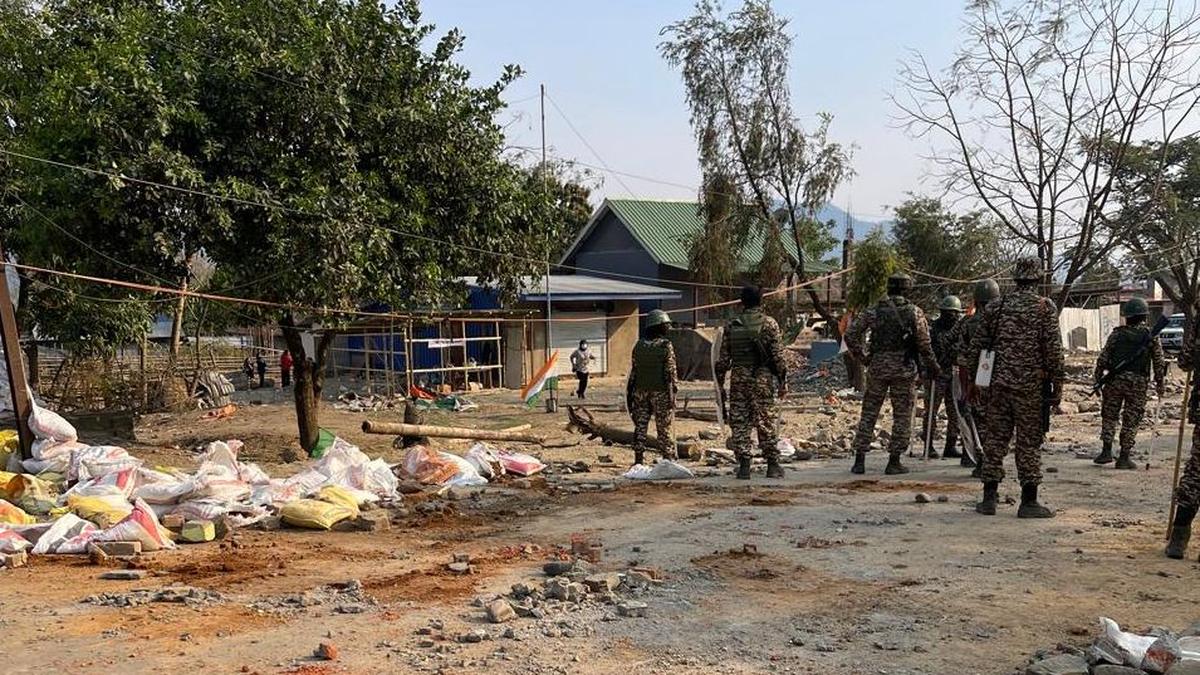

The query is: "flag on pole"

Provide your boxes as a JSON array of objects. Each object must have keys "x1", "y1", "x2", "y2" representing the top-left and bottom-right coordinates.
[{"x1": 521, "y1": 350, "x2": 559, "y2": 405}]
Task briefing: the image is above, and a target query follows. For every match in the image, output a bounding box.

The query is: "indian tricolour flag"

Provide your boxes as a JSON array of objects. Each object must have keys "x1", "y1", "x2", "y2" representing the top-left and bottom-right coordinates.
[{"x1": 521, "y1": 350, "x2": 560, "y2": 405}]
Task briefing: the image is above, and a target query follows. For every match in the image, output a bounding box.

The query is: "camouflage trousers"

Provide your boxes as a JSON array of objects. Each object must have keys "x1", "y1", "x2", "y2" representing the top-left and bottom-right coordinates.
[
  {"x1": 978, "y1": 384, "x2": 1043, "y2": 486},
  {"x1": 921, "y1": 376, "x2": 959, "y2": 452},
  {"x1": 728, "y1": 370, "x2": 780, "y2": 460},
  {"x1": 1100, "y1": 373, "x2": 1149, "y2": 453},
  {"x1": 1175, "y1": 423, "x2": 1200, "y2": 510},
  {"x1": 631, "y1": 390, "x2": 676, "y2": 459},
  {"x1": 851, "y1": 373, "x2": 916, "y2": 456}
]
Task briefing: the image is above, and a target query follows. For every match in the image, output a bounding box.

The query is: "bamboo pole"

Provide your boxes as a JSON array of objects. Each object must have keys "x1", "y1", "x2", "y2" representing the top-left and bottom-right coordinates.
[
  {"x1": 362, "y1": 420, "x2": 544, "y2": 444},
  {"x1": 500, "y1": 423, "x2": 532, "y2": 433}
]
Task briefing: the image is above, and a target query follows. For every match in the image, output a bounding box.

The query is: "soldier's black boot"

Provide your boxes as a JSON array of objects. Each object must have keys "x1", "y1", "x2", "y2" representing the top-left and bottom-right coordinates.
[
  {"x1": 765, "y1": 458, "x2": 784, "y2": 479},
  {"x1": 1093, "y1": 441, "x2": 1114, "y2": 465},
  {"x1": 1165, "y1": 504, "x2": 1196, "y2": 559},
  {"x1": 1115, "y1": 450, "x2": 1137, "y2": 470},
  {"x1": 633, "y1": 449, "x2": 645, "y2": 467},
  {"x1": 884, "y1": 453, "x2": 909, "y2": 475},
  {"x1": 942, "y1": 436, "x2": 962, "y2": 459},
  {"x1": 850, "y1": 452, "x2": 866, "y2": 475},
  {"x1": 976, "y1": 481, "x2": 998, "y2": 515},
  {"x1": 1016, "y1": 483, "x2": 1055, "y2": 519},
  {"x1": 736, "y1": 456, "x2": 752, "y2": 480}
]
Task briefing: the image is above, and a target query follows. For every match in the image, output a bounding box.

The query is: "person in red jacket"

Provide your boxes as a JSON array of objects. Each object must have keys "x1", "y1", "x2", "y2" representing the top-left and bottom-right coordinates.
[{"x1": 280, "y1": 350, "x2": 294, "y2": 388}]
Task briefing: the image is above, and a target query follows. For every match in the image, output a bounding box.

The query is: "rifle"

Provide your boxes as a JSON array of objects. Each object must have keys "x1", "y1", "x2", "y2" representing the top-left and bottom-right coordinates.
[{"x1": 1091, "y1": 314, "x2": 1170, "y2": 396}]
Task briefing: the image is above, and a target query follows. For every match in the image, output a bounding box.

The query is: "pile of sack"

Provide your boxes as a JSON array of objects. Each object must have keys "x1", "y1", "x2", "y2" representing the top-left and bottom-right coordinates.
[{"x1": 0, "y1": 400, "x2": 404, "y2": 554}]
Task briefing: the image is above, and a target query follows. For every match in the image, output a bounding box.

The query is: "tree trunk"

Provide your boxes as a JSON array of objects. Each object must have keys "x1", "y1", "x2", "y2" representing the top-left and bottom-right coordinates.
[
  {"x1": 281, "y1": 317, "x2": 335, "y2": 452},
  {"x1": 169, "y1": 275, "x2": 188, "y2": 360}
]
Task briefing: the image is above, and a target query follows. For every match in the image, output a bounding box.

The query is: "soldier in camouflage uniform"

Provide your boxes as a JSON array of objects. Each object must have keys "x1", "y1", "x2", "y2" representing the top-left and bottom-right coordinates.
[
  {"x1": 924, "y1": 295, "x2": 963, "y2": 461},
  {"x1": 1167, "y1": 315, "x2": 1200, "y2": 559},
  {"x1": 1092, "y1": 297, "x2": 1166, "y2": 470},
  {"x1": 845, "y1": 273, "x2": 939, "y2": 475},
  {"x1": 715, "y1": 286, "x2": 788, "y2": 480},
  {"x1": 967, "y1": 257, "x2": 1063, "y2": 519},
  {"x1": 948, "y1": 279, "x2": 1001, "y2": 476},
  {"x1": 627, "y1": 309, "x2": 678, "y2": 466}
]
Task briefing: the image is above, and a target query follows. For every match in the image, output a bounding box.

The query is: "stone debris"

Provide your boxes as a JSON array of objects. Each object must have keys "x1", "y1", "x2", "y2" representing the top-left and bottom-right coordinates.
[
  {"x1": 1, "y1": 550, "x2": 28, "y2": 569},
  {"x1": 83, "y1": 586, "x2": 225, "y2": 608},
  {"x1": 250, "y1": 579, "x2": 375, "y2": 615},
  {"x1": 486, "y1": 599, "x2": 516, "y2": 624},
  {"x1": 90, "y1": 541, "x2": 142, "y2": 558},
  {"x1": 914, "y1": 493, "x2": 932, "y2": 504},
  {"x1": 99, "y1": 569, "x2": 146, "y2": 581},
  {"x1": 617, "y1": 601, "x2": 647, "y2": 618},
  {"x1": 314, "y1": 642, "x2": 339, "y2": 661}
]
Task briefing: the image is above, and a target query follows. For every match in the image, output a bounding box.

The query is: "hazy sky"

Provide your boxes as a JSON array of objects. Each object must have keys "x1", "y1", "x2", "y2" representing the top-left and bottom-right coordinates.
[{"x1": 422, "y1": 0, "x2": 965, "y2": 222}]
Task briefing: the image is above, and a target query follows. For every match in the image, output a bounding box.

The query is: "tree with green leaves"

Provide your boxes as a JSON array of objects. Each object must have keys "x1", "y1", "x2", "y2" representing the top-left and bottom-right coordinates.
[
  {"x1": 1107, "y1": 137, "x2": 1200, "y2": 318},
  {"x1": 660, "y1": 0, "x2": 852, "y2": 330},
  {"x1": 847, "y1": 232, "x2": 905, "y2": 312},
  {"x1": 0, "y1": 0, "x2": 201, "y2": 357},
  {"x1": 2, "y1": 0, "x2": 567, "y2": 450},
  {"x1": 891, "y1": 197, "x2": 1001, "y2": 307}
]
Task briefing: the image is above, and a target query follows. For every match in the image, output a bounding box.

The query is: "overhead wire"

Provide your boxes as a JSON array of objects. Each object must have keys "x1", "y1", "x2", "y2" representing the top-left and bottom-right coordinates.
[{"x1": 1, "y1": 258, "x2": 852, "y2": 325}]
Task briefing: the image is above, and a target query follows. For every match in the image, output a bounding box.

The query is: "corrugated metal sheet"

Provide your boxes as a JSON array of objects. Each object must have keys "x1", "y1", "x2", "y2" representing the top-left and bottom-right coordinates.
[
  {"x1": 604, "y1": 198, "x2": 835, "y2": 274},
  {"x1": 462, "y1": 275, "x2": 681, "y2": 302}
]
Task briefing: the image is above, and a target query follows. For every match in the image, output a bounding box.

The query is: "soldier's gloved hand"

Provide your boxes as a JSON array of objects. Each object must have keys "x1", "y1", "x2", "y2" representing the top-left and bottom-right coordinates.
[
  {"x1": 967, "y1": 383, "x2": 981, "y2": 406},
  {"x1": 778, "y1": 379, "x2": 788, "y2": 398},
  {"x1": 1157, "y1": 382, "x2": 1166, "y2": 398}
]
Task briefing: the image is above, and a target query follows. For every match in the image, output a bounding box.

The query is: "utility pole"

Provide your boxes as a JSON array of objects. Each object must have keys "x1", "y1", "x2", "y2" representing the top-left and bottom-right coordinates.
[
  {"x1": 540, "y1": 83, "x2": 557, "y2": 411},
  {"x1": 0, "y1": 246, "x2": 33, "y2": 459}
]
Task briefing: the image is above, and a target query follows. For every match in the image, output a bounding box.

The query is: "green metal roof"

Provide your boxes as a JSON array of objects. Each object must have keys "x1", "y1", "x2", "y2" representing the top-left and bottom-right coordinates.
[{"x1": 603, "y1": 198, "x2": 835, "y2": 274}]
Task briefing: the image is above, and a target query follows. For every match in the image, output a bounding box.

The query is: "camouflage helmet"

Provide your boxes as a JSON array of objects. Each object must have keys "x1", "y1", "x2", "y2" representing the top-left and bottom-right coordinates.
[
  {"x1": 1121, "y1": 297, "x2": 1149, "y2": 318},
  {"x1": 1013, "y1": 257, "x2": 1043, "y2": 282},
  {"x1": 645, "y1": 309, "x2": 672, "y2": 329},
  {"x1": 973, "y1": 278, "x2": 1001, "y2": 303},
  {"x1": 939, "y1": 295, "x2": 963, "y2": 313},
  {"x1": 886, "y1": 272, "x2": 914, "y2": 294}
]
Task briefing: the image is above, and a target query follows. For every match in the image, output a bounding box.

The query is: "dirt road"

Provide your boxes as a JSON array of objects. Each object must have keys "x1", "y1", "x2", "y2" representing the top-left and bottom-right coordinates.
[{"x1": 2, "y1": 377, "x2": 1197, "y2": 674}]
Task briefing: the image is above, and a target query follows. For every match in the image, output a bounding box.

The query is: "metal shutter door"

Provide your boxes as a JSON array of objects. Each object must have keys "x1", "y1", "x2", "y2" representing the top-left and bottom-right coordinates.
[{"x1": 552, "y1": 312, "x2": 607, "y2": 376}]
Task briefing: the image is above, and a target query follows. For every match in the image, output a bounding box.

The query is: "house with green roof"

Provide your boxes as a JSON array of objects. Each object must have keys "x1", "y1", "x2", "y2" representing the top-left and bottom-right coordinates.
[{"x1": 558, "y1": 198, "x2": 842, "y2": 324}]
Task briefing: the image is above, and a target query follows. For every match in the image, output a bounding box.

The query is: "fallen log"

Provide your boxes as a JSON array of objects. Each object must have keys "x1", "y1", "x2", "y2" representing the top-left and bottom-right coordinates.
[
  {"x1": 500, "y1": 423, "x2": 533, "y2": 433},
  {"x1": 565, "y1": 406, "x2": 701, "y2": 459},
  {"x1": 677, "y1": 407, "x2": 720, "y2": 423},
  {"x1": 363, "y1": 420, "x2": 544, "y2": 444}
]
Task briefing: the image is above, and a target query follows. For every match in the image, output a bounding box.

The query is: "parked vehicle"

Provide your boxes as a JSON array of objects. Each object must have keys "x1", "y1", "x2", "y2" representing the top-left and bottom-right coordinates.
[{"x1": 1161, "y1": 313, "x2": 1186, "y2": 352}]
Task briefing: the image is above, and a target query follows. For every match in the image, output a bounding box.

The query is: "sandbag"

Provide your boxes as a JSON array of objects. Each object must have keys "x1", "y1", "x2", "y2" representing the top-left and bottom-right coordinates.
[
  {"x1": 94, "y1": 499, "x2": 174, "y2": 551},
  {"x1": 28, "y1": 401, "x2": 77, "y2": 442},
  {"x1": 316, "y1": 485, "x2": 363, "y2": 517},
  {"x1": 31, "y1": 513, "x2": 98, "y2": 554},
  {"x1": 69, "y1": 445, "x2": 140, "y2": 482},
  {"x1": 623, "y1": 460, "x2": 695, "y2": 481},
  {"x1": 0, "y1": 498, "x2": 35, "y2": 525},
  {"x1": 496, "y1": 450, "x2": 545, "y2": 477},
  {"x1": 402, "y1": 447, "x2": 486, "y2": 486},
  {"x1": 0, "y1": 527, "x2": 30, "y2": 553},
  {"x1": 68, "y1": 493, "x2": 134, "y2": 529},
  {"x1": 465, "y1": 443, "x2": 505, "y2": 479},
  {"x1": 279, "y1": 498, "x2": 356, "y2": 530}
]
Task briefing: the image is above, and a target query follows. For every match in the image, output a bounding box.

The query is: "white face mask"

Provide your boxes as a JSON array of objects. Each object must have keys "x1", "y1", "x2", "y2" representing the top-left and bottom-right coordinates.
[{"x1": 579, "y1": 344, "x2": 588, "y2": 351}]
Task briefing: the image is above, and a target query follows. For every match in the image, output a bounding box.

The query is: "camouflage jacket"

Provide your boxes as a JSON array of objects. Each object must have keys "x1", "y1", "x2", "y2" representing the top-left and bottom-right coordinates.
[
  {"x1": 1095, "y1": 324, "x2": 1166, "y2": 385},
  {"x1": 951, "y1": 311, "x2": 982, "y2": 369},
  {"x1": 714, "y1": 309, "x2": 787, "y2": 383},
  {"x1": 843, "y1": 296, "x2": 937, "y2": 379},
  {"x1": 968, "y1": 287, "x2": 1064, "y2": 391},
  {"x1": 930, "y1": 315, "x2": 961, "y2": 375}
]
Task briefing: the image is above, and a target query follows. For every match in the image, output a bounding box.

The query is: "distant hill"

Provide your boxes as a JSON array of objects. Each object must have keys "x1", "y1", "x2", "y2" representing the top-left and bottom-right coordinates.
[{"x1": 812, "y1": 204, "x2": 891, "y2": 257}]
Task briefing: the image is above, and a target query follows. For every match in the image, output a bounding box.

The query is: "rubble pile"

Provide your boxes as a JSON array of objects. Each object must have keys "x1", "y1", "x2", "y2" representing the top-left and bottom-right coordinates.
[
  {"x1": 83, "y1": 585, "x2": 225, "y2": 608},
  {"x1": 789, "y1": 353, "x2": 851, "y2": 398},
  {"x1": 251, "y1": 579, "x2": 376, "y2": 616},
  {"x1": 1023, "y1": 617, "x2": 1200, "y2": 675}
]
